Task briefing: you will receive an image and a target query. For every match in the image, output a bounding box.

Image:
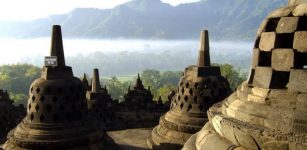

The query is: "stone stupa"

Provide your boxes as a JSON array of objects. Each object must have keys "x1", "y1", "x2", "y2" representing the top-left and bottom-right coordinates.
[
  {"x1": 147, "y1": 30, "x2": 231, "y2": 150},
  {"x1": 86, "y1": 68, "x2": 125, "y2": 131},
  {"x1": 183, "y1": 0, "x2": 307, "y2": 149},
  {"x1": 3, "y1": 25, "x2": 117, "y2": 150}
]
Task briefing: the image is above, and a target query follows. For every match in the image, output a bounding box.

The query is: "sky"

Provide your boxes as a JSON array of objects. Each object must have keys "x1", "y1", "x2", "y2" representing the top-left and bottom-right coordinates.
[{"x1": 0, "y1": 0, "x2": 201, "y2": 21}]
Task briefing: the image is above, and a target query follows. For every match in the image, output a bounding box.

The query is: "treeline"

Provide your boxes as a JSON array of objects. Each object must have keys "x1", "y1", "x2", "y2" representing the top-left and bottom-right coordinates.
[{"x1": 0, "y1": 63, "x2": 246, "y2": 105}]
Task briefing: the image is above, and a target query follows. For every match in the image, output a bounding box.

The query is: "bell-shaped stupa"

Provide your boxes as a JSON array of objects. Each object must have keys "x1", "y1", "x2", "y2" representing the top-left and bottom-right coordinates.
[
  {"x1": 3, "y1": 25, "x2": 116, "y2": 150},
  {"x1": 147, "y1": 30, "x2": 231, "y2": 150},
  {"x1": 183, "y1": 1, "x2": 307, "y2": 149}
]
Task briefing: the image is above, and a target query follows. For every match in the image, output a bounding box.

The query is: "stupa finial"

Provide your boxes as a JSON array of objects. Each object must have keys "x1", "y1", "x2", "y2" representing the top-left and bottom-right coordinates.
[
  {"x1": 92, "y1": 68, "x2": 101, "y2": 92},
  {"x1": 197, "y1": 30, "x2": 210, "y2": 66},
  {"x1": 50, "y1": 25, "x2": 65, "y2": 67}
]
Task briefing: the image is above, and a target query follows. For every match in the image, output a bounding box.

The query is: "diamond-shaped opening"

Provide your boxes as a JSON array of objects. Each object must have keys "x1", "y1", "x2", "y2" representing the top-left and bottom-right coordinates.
[
  {"x1": 39, "y1": 115, "x2": 45, "y2": 122},
  {"x1": 258, "y1": 51, "x2": 272, "y2": 67},
  {"x1": 265, "y1": 18, "x2": 280, "y2": 32},
  {"x1": 59, "y1": 105, "x2": 64, "y2": 111},
  {"x1": 32, "y1": 95, "x2": 35, "y2": 102},
  {"x1": 46, "y1": 87, "x2": 51, "y2": 94},
  {"x1": 185, "y1": 83, "x2": 189, "y2": 88},
  {"x1": 40, "y1": 96, "x2": 45, "y2": 102},
  {"x1": 46, "y1": 104, "x2": 52, "y2": 113},
  {"x1": 189, "y1": 89, "x2": 193, "y2": 95},
  {"x1": 177, "y1": 95, "x2": 181, "y2": 100},
  {"x1": 36, "y1": 87, "x2": 40, "y2": 94},
  {"x1": 52, "y1": 96, "x2": 58, "y2": 103},
  {"x1": 187, "y1": 104, "x2": 192, "y2": 111},
  {"x1": 181, "y1": 88, "x2": 184, "y2": 94},
  {"x1": 28, "y1": 104, "x2": 31, "y2": 110},
  {"x1": 254, "y1": 36, "x2": 261, "y2": 48},
  {"x1": 297, "y1": 16, "x2": 307, "y2": 31},
  {"x1": 180, "y1": 81, "x2": 183, "y2": 86},
  {"x1": 275, "y1": 33, "x2": 294, "y2": 48},
  {"x1": 30, "y1": 87, "x2": 34, "y2": 93},
  {"x1": 35, "y1": 104, "x2": 40, "y2": 111},
  {"x1": 180, "y1": 102, "x2": 184, "y2": 110},
  {"x1": 184, "y1": 95, "x2": 188, "y2": 102},
  {"x1": 30, "y1": 113, "x2": 34, "y2": 121}
]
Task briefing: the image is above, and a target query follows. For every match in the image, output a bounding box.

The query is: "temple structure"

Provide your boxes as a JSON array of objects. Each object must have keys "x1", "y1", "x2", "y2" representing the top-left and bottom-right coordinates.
[
  {"x1": 183, "y1": 1, "x2": 307, "y2": 149},
  {"x1": 86, "y1": 68, "x2": 125, "y2": 131},
  {"x1": 0, "y1": 90, "x2": 25, "y2": 143},
  {"x1": 3, "y1": 25, "x2": 117, "y2": 150},
  {"x1": 113, "y1": 74, "x2": 168, "y2": 128},
  {"x1": 147, "y1": 30, "x2": 231, "y2": 150}
]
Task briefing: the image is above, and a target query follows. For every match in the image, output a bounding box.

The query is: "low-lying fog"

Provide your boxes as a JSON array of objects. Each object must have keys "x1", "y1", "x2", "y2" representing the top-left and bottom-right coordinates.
[{"x1": 0, "y1": 38, "x2": 253, "y2": 76}]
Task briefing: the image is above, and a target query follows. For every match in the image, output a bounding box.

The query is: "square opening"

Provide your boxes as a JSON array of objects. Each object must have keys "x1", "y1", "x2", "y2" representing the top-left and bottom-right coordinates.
[
  {"x1": 258, "y1": 51, "x2": 272, "y2": 67},
  {"x1": 265, "y1": 18, "x2": 280, "y2": 32},
  {"x1": 294, "y1": 51, "x2": 307, "y2": 69},
  {"x1": 297, "y1": 16, "x2": 307, "y2": 31},
  {"x1": 275, "y1": 33, "x2": 294, "y2": 48},
  {"x1": 270, "y1": 71, "x2": 290, "y2": 89}
]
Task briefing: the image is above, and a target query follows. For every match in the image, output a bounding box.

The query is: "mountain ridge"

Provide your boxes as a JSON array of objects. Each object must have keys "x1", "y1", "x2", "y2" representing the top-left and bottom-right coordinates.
[{"x1": 0, "y1": 0, "x2": 288, "y2": 40}]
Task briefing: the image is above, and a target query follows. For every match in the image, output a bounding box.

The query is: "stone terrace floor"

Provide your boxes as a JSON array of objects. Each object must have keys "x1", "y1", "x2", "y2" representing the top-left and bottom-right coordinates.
[{"x1": 107, "y1": 128, "x2": 153, "y2": 150}]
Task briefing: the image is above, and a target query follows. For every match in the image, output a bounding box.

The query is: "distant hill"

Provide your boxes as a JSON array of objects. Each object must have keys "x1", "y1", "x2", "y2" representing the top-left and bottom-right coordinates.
[{"x1": 0, "y1": 0, "x2": 287, "y2": 40}]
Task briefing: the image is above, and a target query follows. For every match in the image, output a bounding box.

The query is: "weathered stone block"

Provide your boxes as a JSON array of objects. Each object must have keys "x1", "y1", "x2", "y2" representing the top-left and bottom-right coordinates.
[
  {"x1": 247, "y1": 94, "x2": 267, "y2": 104},
  {"x1": 294, "y1": 31, "x2": 307, "y2": 52},
  {"x1": 252, "y1": 49, "x2": 260, "y2": 68},
  {"x1": 276, "y1": 17, "x2": 299, "y2": 33},
  {"x1": 293, "y1": 3, "x2": 307, "y2": 16},
  {"x1": 251, "y1": 87, "x2": 270, "y2": 97},
  {"x1": 259, "y1": 32, "x2": 276, "y2": 51},
  {"x1": 253, "y1": 67, "x2": 273, "y2": 89},
  {"x1": 272, "y1": 49, "x2": 295, "y2": 71},
  {"x1": 288, "y1": 69, "x2": 307, "y2": 92},
  {"x1": 268, "y1": 5, "x2": 295, "y2": 18},
  {"x1": 289, "y1": 0, "x2": 307, "y2": 6}
]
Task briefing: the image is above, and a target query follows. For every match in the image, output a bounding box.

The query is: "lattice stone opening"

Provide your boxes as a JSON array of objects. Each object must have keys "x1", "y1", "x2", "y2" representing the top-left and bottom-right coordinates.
[
  {"x1": 36, "y1": 87, "x2": 40, "y2": 94},
  {"x1": 35, "y1": 104, "x2": 40, "y2": 111},
  {"x1": 270, "y1": 71, "x2": 290, "y2": 89},
  {"x1": 30, "y1": 113, "x2": 34, "y2": 121},
  {"x1": 194, "y1": 82, "x2": 199, "y2": 88},
  {"x1": 180, "y1": 102, "x2": 184, "y2": 110},
  {"x1": 275, "y1": 33, "x2": 294, "y2": 48},
  {"x1": 32, "y1": 95, "x2": 36, "y2": 102},
  {"x1": 294, "y1": 52, "x2": 307, "y2": 69},
  {"x1": 298, "y1": 16, "x2": 307, "y2": 31},
  {"x1": 184, "y1": 96, "x2": 188, "y2": 102},
  {"x1": 189, "y1": 89, "x2": 193, "y2": 95},
  {"x1": 258, "y1": 51, "x2": 272, "y2": 66},
  {"x1": 185, "y1": 83, "x2": 189, "y2": 88},
  {"x1": 265, "y1": 18, "x2": 280, "y2": 32}
]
